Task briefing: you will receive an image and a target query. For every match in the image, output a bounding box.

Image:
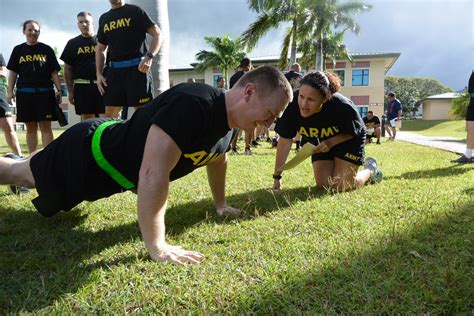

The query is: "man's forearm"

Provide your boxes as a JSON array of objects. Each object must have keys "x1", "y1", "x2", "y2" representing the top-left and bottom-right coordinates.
[
  {"x1": 206, "y1": 154, "x2": 227, "y2": 208},
  {"x1": 63, "y1": 64, "x2": 74, "y2": 93},
  {"x1": 274, "y1": 137, "x2": 292, "y2": 175},
  {"x1": 148, "y1": 25, "x2": 163, "y2": 56}
]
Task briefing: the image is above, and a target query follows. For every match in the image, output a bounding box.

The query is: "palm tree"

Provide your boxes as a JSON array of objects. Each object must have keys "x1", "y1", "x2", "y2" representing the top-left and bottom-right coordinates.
[
  {"x1": 300, "y1": 0, "x2": 372, "y2": 71},
  {"x1": 242, "y1": 0, "x2": 305, "y2": 69},
  {"x1": 130, "y1": 0, "x2": 170, "y2": 95},
  {"x1": 298, "y1": 30, "x2": 353, "y2": 71},
  {"x1": 194, "y1": 35, "x2": 246, "y2": 88}
]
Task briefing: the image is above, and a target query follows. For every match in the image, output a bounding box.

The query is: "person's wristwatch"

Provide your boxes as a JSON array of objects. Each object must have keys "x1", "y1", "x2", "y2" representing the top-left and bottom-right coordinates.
[
  {"x1": 145, "y1": 52, "x2": 154, "y2": 59},
  {"x1": 272, "y1": 174, "x2": 282, "y2": 180}
]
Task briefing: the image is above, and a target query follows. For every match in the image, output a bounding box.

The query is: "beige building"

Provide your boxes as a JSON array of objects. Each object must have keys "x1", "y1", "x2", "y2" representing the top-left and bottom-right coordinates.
[
  {"x1": 421, "y1": 92, "x2": 459, "y2": 120},
  {"x1": 169, "y1": 52, "x2": 400, "y2": 119}
]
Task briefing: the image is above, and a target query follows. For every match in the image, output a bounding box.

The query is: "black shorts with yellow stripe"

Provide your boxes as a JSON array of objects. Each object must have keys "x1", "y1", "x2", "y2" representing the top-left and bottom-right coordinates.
[
  {"x1": 307, "y1": 136, "x2": 365, "y2": 166},
  {"x1": 103, "y1": 66, "x2": 153, "y2": 108}
]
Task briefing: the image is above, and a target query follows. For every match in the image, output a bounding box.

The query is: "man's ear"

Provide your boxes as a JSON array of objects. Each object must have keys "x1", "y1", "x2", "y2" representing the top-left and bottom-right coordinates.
[{"x1": 244, "y1": 83, "x2": 256, "y2": 102}]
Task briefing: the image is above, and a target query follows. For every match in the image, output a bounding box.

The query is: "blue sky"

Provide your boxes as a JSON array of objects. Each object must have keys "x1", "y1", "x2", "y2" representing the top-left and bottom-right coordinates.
[{"x1": 0, "y1": 0, "x2": 472, "y2": 90}]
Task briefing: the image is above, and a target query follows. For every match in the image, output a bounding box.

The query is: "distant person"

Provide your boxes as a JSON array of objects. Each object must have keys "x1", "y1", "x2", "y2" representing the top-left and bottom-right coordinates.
[
  {"x1": 363, "y1": 111, "x2": 381, "y2": 144},
  {"x1": 229, "y1": 58, "x2": 255, "y2": 155},
  {"x1": 7, "y1": 20, "x2": 62, "y2": 154},
  {"x1": 217, "y1": 76, "x2": 226, "y2": 93},
  {"x1": 96, "y1": 0, "x2": 162, "y2": 119},
  {"x1": 61, "y1": 12, "x2": 105, "y2": 121},
  {"x1": 187, "y1": 78, "x2": 196, "y2": 83},
  {"x1": 451, "y1": 71, "x2": 474, "y2": 163},
  {"x1": 284, "y1": 63, "x2": 303, "y2": 89},
  {"x1": 0, "y1": 53, "x2": 22, "y2": 156},
  {"x1": 284, "y1": 63, "x2": 303, "y2": 151},
  {"x1": 385, "y1": 92, "x2": 402, "y2": 140},
  {"x1": 0, "y1": 66, "x2": 292, "y2": 265},
  {"x1": 273, "y1": 71, "x2": 383, "y2": 192}
]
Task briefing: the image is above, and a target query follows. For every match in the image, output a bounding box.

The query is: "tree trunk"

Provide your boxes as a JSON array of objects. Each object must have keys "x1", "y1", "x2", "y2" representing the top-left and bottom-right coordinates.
[
  {"x1": 130, "y1": 0, "x2": 170, "y2": 95},
  {"x1": 315, "y1": 37, "x2": 324, "y2": 72},
  {"x1": 289, "y1": 20, "x2": 297, "y2": 68}
]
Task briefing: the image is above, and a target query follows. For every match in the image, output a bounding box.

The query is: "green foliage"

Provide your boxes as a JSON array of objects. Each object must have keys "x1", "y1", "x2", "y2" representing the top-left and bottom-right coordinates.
[
  {"x1": 194, "y1": 35, "x2": 246, "y2": 88},
  {"x1": 401, "y1": 119, "x2": 466, "y2": 139},
  {"x1": 385, "y1": 76, "x2": 453, "y2": 116},
  {"x1": 1, "y1": 132, "x2": 473, "y2": 313},
  {"x1": 450, "y1": 92, "x2": 470, "y2": 119}
]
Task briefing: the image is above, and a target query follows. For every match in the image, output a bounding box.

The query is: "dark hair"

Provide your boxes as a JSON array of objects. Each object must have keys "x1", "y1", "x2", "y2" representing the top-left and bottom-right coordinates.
[
  {"x1": 22, "y1": 20, "x2": 40, "y2": 31},
  {"x1": 239, "y1": 58, "x2": 251, "y2": 68},
  {"x1": 368, "y1": 111, "x2": 374, "y2": 114},
  {"x1": 388, "y1": 92, "x2": 395, "y2": 97},
  {"x1": 300, "y1": 71, "x2": 341, "y2": 102},
  {"x1": 77, "y1": 11, "x2": 92, "y2": 18}
]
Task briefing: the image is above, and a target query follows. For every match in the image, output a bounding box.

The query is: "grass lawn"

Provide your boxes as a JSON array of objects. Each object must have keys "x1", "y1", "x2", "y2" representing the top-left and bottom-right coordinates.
[
  {"x1": 0, "y1": 132, "x2": 473, "y2": 313},
  {"x1": 401, "y1": 119, "x2": 466, "y2": 139}
]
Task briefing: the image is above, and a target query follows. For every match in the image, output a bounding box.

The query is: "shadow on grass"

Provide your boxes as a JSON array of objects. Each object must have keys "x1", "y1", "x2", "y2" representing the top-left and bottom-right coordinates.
[
  {"x1": 0, "y1": 185, "x2": 320, "y2": 312},
  {"x1": 231, "y1": 201, "x2": 474, "y2": 314},
  {"x1": 0, "y1": 207, "x2": 142, "y2": 312},
  {"x1": 386, "y1": 163, "x2": 472, "y2": 180},
  {"x1": 166, "y1": 185, "x2": 324, "y2": 236}
]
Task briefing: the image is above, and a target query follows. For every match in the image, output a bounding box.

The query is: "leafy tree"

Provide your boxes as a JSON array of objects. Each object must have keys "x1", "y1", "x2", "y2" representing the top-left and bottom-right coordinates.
[
  {"x1": 451, "y1": 92, "x2": 470, "y2": 119},
  {"x1": 299, "y1": 0, "x2": 371, "y2": 71},
  {"x1": 242, "y1": 0, "x2": 305, "y2": 69},
  {"x1": 194, "y1": 35, "x2": 246, "y2": 88},
  {"x1": 385, "y1": 76, "x2": 453, "y2": 116}
]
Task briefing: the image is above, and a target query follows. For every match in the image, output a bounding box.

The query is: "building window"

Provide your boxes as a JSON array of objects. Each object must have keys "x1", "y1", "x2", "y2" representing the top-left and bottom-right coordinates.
[
  {"x1": 334, "y1": 70, "x2": 345, "y2": 86},
  {"x1": 357, "y1": 106, "x2": 368, "y2": 118},
  {"x1": 352, "y1": 69, "x2": 369, "y2": 86},
  {"x1": 213, "y1": 74, "x2": 222, "y2": 88}
]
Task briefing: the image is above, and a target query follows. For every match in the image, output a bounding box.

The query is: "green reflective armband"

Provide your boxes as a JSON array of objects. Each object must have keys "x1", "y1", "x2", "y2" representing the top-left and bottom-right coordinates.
[{"x1": 91, "y1": 120, "x2": 135, "y2": 190}]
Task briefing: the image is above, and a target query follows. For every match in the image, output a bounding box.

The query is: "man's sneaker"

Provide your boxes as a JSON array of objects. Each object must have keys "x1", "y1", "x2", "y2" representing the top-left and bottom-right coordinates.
[
  {"x1": 364, "y1": 157, "x2": 383, "y2": 183},
  {"x1": 251, "y1": 140, "x2": 260, "y2": 147},
  {"x1": 3, "y1": 153, "x2": 30, "y2": 195},
  {"x1": 451, "y1": 155, "x2": 473, "y2": 163},
  {"x1": 271, "y1": 137, "x2": 278, "y2": 148},
  {"x1": 244, "y1": 148, "x2": 254, "y2": 155}
]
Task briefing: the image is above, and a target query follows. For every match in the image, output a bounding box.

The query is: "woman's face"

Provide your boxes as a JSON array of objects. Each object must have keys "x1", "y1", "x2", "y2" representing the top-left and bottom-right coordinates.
[
  {"x1": 298, "y1": 84, "x2": 324, "y2": 117},
  {"x1": 23, "y1": 22, "x2": 40, "y2": 44}
]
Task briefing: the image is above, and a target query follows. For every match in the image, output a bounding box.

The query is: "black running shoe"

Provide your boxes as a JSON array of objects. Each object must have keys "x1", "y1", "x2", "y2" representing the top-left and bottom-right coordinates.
[
  {"x1": 451, "y1": 155, "x2": 473, "y2": 163},
  {"x1": 3, "y1": 153, "x2": 30, "y2": 195}
]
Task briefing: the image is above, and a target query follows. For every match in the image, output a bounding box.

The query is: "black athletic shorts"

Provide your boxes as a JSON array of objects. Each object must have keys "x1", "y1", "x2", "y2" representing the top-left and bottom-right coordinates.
[
  {"x1": 16, "y1": 90, "x2": 58, "y2": 122},
  {"x1": 305, "y1": 136, "x2": 365, "y2": 166},
  {"x1": 73, "y1": 83, "x2": 105, "y2": 115},
  {"x1": 30, "y1": 118, "x2": 123, "y2": 217},
  {"x1": 466, "y1": 99, "x2": 474, "y2": 121},
  {"x1": 0, "y1": 89, "x2": 12, "y2": 118},
  {"x1": 104, "y1": 66, "x2": 153, "y2": 108}
]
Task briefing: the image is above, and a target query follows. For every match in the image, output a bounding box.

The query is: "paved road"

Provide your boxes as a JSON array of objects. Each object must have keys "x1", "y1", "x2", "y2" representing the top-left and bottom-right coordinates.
[{"x1": 394, "y1": 131, "x2": 465, "y2": 155}]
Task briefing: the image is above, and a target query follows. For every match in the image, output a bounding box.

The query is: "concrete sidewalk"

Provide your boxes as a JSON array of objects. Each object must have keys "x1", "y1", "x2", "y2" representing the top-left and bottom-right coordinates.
[{"x1": 393, "y1": 131, "x2": 465, "y2": 155}]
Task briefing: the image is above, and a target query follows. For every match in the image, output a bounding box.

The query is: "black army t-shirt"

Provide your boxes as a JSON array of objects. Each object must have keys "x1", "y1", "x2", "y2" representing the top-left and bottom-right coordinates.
[
  {"x1": 276, "y1": 90, "x2": 365, "y2": 145},
  {"x1": 229, "y1": 71, "x2": 245, "y2": 89},
  {"x1": 60, "y1": 35, "x2": 97, "y2": 80},
  {"x1": 363, "y1": 115, "x2": 380, "y2": 129},
  {"x1": 101, "y1": 83, "x2": 234, "y2": 183},
  {"x1": 7, "y1": 42, "x2": 61, "y2": 88},
  {"x1": 97, "y1": 4, "x2": 155, "y2": 61}
]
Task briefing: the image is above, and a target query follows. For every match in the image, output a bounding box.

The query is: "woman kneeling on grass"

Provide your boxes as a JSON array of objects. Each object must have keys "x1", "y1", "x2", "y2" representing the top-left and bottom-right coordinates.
[{"x1": 272, "y1": 71, "x2": 382, "y2": 192}]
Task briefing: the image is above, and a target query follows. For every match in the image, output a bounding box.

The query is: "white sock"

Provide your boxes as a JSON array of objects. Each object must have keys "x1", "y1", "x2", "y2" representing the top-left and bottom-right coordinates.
[{"x1": 465, "y1": 148, "x2": 473, "y2": 158}]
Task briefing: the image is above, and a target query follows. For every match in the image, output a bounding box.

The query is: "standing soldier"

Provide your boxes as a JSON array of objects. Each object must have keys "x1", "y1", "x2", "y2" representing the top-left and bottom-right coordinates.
[
  {"x1": 61, "y1": 12, "x2": 105, "y2": 121},
  {"x1": 95, "y1": 0, "x2": 162, "y2": 119}
]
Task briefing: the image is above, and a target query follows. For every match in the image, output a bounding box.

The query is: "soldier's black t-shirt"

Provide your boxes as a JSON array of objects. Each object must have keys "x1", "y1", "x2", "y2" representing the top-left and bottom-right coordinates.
[
  {"x1": 275, "y1": 90, "x2": 365, "y2": 145},
  {"x1": 97, "y1": 4, "x2": 155, "y2": 61},
  {"x1": 229, "y1": 71, "x2": 245, "y2": 89},
  {"x1": 101, "y1": 83, "x2": 234, "y2": 183},
  {"x1": 7, "y1": 42, "x2": 61, "y2": 89},
  {"x1": 60, "y1": 35, "x2": 98, "y2": 80},
  {"x1": 363, "y1": 115, "x2": 380, "y2": 129}
]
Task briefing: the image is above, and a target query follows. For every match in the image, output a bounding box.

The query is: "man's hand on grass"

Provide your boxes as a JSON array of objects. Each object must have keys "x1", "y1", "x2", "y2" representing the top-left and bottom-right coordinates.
[{"x1": 150, "y1": 243, "x2": 204, "y2": 265}]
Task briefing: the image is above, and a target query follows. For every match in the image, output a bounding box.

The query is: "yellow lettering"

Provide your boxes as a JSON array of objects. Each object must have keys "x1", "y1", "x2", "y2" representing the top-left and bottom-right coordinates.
[
  {"x1": 309, "y1": 128, "x2": 319, "y2": 138},
  {"x1": 333, "y1": 126, "x2": 339, "y2": 133},
  {"x1": 26, "y1": 55, "x2": 33, "y2": 62},
  {"x1": 84, "y1": 46, "x2": 90, "y2": 53},
  {"x1": 320, "y1": 127, "x2": 334, "y2": 138},
  {"x1": 139, "y1": 97, "x2": 151, "y2": 104},
  {"x1": 125, "y1": 17, "x2": 131, "y2": 26},
  {"x1": 184, "y1": 151, "x2": 207, "y2": 166},
  {"x1": 110, "y1": 21, "x2": 116, "y2": 30},
  {"x1": 198, "y1": 153, "x2": 216, "y2": 166},
  {"x1": 116, "y1": 18, "x2": 126, "y2": 28},
  {"x1": 103, "y1": 23, "x2": 110, "y2": 33},
  {"x1": 19, "y1": 56, "x2": 26, "y2": 64},
  {"x1": 77, "y1": 47, "x2": 85, "y2": 55},
  {"x1": 299, "y1": 127, "x2": 309, "y2": 137},
  {"x1": 344, "y1": 153, "x2": 360, "y2": 161}
]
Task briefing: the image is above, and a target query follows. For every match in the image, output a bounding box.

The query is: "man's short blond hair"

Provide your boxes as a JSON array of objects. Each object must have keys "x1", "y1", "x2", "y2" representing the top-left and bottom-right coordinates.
[{"x1": 235, "y1": 65, "x2": 293, "y2": 105}]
